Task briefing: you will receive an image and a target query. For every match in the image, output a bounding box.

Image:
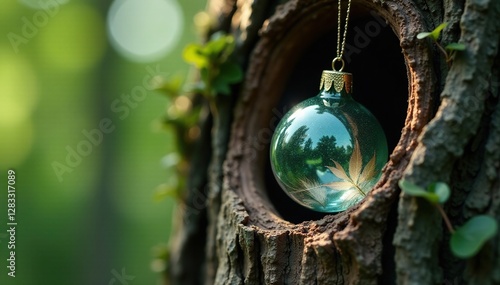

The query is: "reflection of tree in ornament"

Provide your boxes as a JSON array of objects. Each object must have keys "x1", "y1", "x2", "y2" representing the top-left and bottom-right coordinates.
[
  {"x1": 315, "y1": 135, "x2": 351, "y2": 167},
  {"x1": 291, "y1": 139, "x2": 377, "y2": 208}
]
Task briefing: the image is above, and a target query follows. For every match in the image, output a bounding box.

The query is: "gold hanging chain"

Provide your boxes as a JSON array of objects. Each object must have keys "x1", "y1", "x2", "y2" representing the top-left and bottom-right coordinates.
[{"x1": 334, "y1": 0, "x2": 352, "y2": 71}]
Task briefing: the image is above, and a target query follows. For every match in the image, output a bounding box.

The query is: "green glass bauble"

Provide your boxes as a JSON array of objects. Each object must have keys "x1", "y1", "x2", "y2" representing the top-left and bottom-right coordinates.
[{"x1": 270, "y1": 70, "x2": 388, "y2": 213}]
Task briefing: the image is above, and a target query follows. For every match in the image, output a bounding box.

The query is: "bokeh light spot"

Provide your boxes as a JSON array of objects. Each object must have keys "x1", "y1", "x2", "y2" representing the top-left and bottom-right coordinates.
[
  {"x1": 0, "y1": 48, "x2": 38, "y2": 125},
  {"x1": 174, "y1": 95, "x2": 191, "y2": 112},
  {"x1": 107, "y1": 0, "x2": 184, "y2": 62},
  {"x1": 0, "y1": 48, "x2": 37, "y2": 167},
  {"x1": 38, "y1": 3, "x2": 106, "y2": 71}
]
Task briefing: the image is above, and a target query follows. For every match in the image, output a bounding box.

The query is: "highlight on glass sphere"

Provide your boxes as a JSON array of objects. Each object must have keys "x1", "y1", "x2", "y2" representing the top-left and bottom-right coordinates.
[{"x1": 270, "y1": 70, "x2": 388, "y2": 213}]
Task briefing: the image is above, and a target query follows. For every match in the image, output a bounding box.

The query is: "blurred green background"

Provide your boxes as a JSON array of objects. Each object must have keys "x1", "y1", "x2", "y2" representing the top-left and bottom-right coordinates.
[{"x1": 0, "y1": 0, "x2": 205, "y2": 284}]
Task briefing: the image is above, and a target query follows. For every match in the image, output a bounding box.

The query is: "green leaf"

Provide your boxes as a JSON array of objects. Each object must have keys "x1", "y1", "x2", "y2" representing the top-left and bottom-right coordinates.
[
  {"x1": 218, "y1": 61, "x2": 243, "y2": 84},
  {"x1": 417, "y1": 32, "x2": 432, "y2": 39},
  {"x1": 209, "y1": 61, "x2": 243, "y2": 95},
  {"x1": 450, "y1": 215, "x2": 498, "y2": 258},
  {"x1": 445, "y1": 43, "x2": 466, "y2": 51},
  {"x1": 427, "y1": 182, "x2": 450, "y2": 204},
  {"x1": 417, "y1": 23, "x2": 448, "y2": 40},
  {"x1": 153, "y1": 184, "x2": 179, "y2": 201},
  {"x1": 430, "y1": 22, "x2": 448, "y2": 40},
  {"x1": 398, "y1": 179, "x2": 439, "y2": 204},
  {"x1": 205, "y1": 33, "x2": 234, "y2": 58},
  {"x1": 154, "y1": 75, "x2": 183, "y2": 98},
  {"x1": 183, "y1": 44, "x2": 208, "y2": 68},
  {"x1": 212, "y1": 77, "x2": 231, "y2": 95},
  {"x1": 205, "y1": 37, "x2": 227, "y2": 56},
  {"x1": 200, "y1": 68, "x2": 210, "y2": 84}
]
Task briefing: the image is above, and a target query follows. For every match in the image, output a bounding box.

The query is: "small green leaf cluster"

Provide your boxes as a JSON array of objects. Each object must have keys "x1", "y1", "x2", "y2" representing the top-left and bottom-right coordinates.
[
  {"x1": 152, "y1": 74, "x2": 200, "y2": 202},
  {"x1": 399, "y1": 179, "x2": 498, "y2": 259},
  {"x1": 153, "y1": 74, "x2": 201, "y2": 145},
  {"x1": 154, "y1": 74, "x2": 183, "y2": 98},
  {"x1": 154, "y1": 153, "x2": 187, "y2": 202},
  {"x1": 183, "y1": 32, "x2": 243, "y2": 97},
  {"x1": 417, "y1": 22, "x2": 466, "y2": 65},
  {"x1": 152, "y1": 33, "x2": 243, "y2": 202}
]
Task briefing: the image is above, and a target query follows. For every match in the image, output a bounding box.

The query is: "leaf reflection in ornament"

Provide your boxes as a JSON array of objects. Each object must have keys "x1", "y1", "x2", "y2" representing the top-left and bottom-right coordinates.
[
  {"x1": 293, "y1": 179, "x2": 329, "y2": 207},
  {"x1": 325, "y1": 139, "x2": 376, "y2": 201},
  {"x1": 290, "y1": 139, "x2": 377, "y2": 209}
]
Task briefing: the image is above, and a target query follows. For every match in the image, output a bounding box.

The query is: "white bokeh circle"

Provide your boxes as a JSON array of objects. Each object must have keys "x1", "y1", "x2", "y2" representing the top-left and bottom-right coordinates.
[{"x1": 107, "y1": 0, "x2": 184, "y2": 62}]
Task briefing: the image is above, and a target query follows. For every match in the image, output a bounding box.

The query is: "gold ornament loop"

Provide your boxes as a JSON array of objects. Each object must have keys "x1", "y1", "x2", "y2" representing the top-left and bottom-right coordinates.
[{"x1": 332, "y1": 57, "x2": 345, "y2": 72}]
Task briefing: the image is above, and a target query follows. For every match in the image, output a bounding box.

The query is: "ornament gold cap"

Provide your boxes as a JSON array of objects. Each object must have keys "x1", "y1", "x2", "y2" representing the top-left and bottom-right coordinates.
[
  {"x1": 319, "y1": 70, "x2": 353, "y2": 94},
  {"x1": 319, "y1": 57, "x2": 353, "y2": 93}
]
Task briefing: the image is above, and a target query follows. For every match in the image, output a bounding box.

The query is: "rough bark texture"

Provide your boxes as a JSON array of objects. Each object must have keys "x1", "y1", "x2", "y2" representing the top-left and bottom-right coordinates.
[{"x1": 167, "y1": 0, "x2": 500, "y2": 284}]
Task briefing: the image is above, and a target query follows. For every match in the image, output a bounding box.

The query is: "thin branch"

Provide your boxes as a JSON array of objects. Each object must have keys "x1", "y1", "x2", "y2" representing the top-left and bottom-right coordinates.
[
  {"x1": 436, "y1": 204, "x2": 455, "y2": 234},
  {"x1": 434, "y1": 40, "x2": 451, "y2": 67}
]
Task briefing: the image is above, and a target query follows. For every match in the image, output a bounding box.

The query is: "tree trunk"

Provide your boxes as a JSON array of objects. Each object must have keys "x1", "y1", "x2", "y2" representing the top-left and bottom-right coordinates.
[{"x1": 167, "y1": 0, "x2": 500, "y2": 284}]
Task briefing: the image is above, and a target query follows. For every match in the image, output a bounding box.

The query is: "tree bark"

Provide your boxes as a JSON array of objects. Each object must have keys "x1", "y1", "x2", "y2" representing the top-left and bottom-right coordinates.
[{"x1": 167, "y1": 0, "x2": 500, "y2": 284}]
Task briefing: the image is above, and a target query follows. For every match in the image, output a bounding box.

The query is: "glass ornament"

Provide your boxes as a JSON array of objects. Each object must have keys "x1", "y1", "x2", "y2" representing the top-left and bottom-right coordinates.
[{"x1": 270, "y1": 69, "x2": 388, "y2": 213}]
